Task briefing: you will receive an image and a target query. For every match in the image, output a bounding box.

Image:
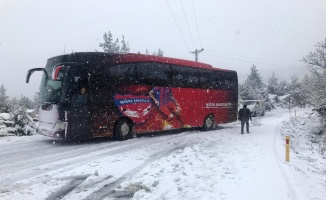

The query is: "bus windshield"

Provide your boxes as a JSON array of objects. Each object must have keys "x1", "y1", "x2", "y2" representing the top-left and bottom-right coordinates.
[
  {"x1": 39, "y1": 73, "x2": 62, "y2": 103},
  {"x1": 39, "y1": 63, "x2": 68, "y2": 104}
]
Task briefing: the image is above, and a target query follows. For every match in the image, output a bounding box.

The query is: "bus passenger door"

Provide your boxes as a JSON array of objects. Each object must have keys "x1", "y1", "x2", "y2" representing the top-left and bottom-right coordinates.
[
  {"x1": 69, "y1": 93, "x2": 92, "y2": 139},
  {"x1": 67, "y1": 73, "x2": 92, "y2": 139}
]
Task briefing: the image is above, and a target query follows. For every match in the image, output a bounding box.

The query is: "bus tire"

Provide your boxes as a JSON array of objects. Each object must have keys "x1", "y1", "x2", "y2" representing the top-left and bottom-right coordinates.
[
  {"x1": 114, "y1": 118, "x2": 132, "y2": 140},
  {"x1": 202, "y1": 114, "x2": 214, "y2": 131}
]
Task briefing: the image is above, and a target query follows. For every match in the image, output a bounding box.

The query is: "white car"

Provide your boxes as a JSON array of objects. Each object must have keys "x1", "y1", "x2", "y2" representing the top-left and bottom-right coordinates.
[{"x1": 240, "y1": 100, "x2": 265, "y2": 117}]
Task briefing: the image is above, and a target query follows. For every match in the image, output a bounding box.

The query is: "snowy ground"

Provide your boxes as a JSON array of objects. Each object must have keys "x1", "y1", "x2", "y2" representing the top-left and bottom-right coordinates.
[{"x1": 0, "y1": 108, "x2": 325, "y2": 200}]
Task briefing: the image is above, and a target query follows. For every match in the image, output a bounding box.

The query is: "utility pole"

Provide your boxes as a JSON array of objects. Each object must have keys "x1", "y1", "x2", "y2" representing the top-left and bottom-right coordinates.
[{"x1": 190, "y1": 48, "x2": 204, "y2": 62}]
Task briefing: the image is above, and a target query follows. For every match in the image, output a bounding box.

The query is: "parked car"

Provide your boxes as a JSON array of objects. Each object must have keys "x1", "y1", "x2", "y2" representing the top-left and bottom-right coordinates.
[
  {"x1": 240, "y1": 100, "x2": 265, "y2": 117},
  {"x1": 265, "y1": 102, "x2": 271, "y2": 111}
]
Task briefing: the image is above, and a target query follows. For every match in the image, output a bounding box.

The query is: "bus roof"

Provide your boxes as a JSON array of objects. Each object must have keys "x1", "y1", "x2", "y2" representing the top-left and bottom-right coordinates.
[
  {"x1": 113, "y1": 53, "x2": 234, "y2": 72},
  {"x1": 48, "y1": 52, "x2": 235, "y2": 72},
  {"x1": 112, "y1": 53, "x2": 213, "y2": 68}
]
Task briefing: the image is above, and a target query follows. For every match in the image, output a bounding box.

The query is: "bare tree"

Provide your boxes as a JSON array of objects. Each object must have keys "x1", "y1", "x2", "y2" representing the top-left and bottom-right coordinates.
[
  {"x1": 302, "y1": 38, "x2": 326, "y2": 115},
  {"x1": 302, "y1": 38, "x2": 326, "y2": 76}
]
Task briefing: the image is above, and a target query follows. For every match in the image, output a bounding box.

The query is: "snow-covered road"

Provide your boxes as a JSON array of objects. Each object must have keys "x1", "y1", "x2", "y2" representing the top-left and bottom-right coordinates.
[{"x1": 0, "y1": 108, "x2": 324, "y2": 200}]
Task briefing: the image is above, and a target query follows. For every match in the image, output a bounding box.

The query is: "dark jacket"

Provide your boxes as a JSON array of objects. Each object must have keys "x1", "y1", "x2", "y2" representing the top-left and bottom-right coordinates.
[{"x1": 238, "y1": 108, "x2": 252, "y2": 121}]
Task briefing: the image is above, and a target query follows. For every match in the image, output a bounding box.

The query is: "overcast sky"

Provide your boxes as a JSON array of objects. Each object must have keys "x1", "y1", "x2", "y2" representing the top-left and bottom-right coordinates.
[{"x1": 0, "y1": 0, "x2": 325, "y2": 99}]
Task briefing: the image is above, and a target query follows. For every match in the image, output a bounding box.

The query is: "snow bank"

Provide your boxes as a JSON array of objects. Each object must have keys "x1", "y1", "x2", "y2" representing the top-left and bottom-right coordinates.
[
  {"x1": 279, "y1": 94, "x2": 290, "y2": 101},
  {"x1": 280, "y1": 109, "x2": 326, "y2": 199},
  {"x1": 0, "y1": 113, "x2": 10, "y2": 120},
  {"x1": 280, "y1": 111, "x2": 326, "y2": 157}
]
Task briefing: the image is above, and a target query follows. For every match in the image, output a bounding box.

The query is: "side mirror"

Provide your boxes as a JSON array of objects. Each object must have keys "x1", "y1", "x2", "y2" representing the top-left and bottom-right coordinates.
[{"x1": 26, "y1": 68, "x2": 48, "y2": 83}]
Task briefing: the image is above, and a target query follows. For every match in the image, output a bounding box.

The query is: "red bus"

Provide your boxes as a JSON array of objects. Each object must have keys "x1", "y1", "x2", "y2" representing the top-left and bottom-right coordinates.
[{"x1": 26, "y1": 52, "x2": 238, "y2": 140}]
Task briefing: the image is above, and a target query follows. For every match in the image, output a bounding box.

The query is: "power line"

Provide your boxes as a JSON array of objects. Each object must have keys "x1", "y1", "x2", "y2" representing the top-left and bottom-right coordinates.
[
  {"x1": 205, "y1": 50, "x2": 299, "y2": 68},
  {"x1": 165, "y1": 0, "x2": 190, "y2": 51},
  {"x1": 180, "y1": 0, "x2": 196, "y2": 49},
  {"x1": 205, "y1": 51, "x2": 283, "y2": 67},
  {"x1": 205, "y1": 49, "x2": 295, "y2": 67},
  {"x1": 205, "y1": 49, "x2": 286, "y2": 64},
  {"x1": 191, "y1": 0, "x2": 202, "y2": 48}
]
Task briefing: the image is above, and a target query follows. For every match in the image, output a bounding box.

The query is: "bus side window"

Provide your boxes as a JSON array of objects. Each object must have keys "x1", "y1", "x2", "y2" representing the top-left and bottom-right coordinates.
[
  {"x1": 106, "y1": 64, "x2": 137, "y2": 85},
  {"x1": 172, "y1": 65, "x2": 198, "y2": 88},
  {"x1": 218, "y1": 72, "x2": 228, "y2": 90},
  {"x1": 136, "y1": 63, "x2": 171, "y2": 86},
  {"x1": 222, "y1": 72, "x2": 237, "y2": 90},
  {"x1": 199, "y1": 69, "x2": 213, "y2": 89}
]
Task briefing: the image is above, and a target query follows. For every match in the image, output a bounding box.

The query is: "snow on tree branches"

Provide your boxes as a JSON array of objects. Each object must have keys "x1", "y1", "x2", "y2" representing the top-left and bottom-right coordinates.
[
  {"x1": 99, "y1": 31, "x2": 130, "y2": 53},
  {"x1": 99, "y1": 31, "x2": 165, "y2": 56},
  {"x1": 142, "y1": 48, "x2": 165, "y2": 56},
  {"x1": 302, "y1": 38, "x2": 326, "y2": 76},
  {"x1": 239, "y1": 65, "x2": 267, "y2": 100},
  {"x1": 0, "y1": 85, "x2": 9, "y2": 113},
  {"x1": 301, "y1": 38, "x2": 326, "y2": 115}
]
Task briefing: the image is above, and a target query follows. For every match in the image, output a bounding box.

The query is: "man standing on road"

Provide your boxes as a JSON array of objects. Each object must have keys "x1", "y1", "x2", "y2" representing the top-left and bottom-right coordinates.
[{"x1": 238, "y1": 105, "x2": 252, "y2": 134}]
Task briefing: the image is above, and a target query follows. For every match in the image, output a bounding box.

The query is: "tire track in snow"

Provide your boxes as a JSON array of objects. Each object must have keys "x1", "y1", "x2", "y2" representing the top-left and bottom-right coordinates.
[
  {"x1": 45, "y1": 175, "x2": 92, "y2": 200},
  {"x1": 0, "y1": 137, "x2": 144, "y2": 170},
  {"x1": 0, "y1": 139, "x2": 146, "y2": 187},
  {"x1": 0, "y1": 132, "x2": 194, "y2": 189},
  {"x1": 82, "y1": 141, "x2": 195, "y2": 200}
]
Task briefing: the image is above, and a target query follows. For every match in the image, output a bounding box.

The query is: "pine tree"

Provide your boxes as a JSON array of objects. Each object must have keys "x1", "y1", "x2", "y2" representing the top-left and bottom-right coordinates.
[
  {"x1": 120, "y1": 35, "x2": 130, "y2": 53},
  {"x1": 19, "y1": 95, "x2": 34, "y2": 109},
  {"x1": 0, "y1": 84, "x2": 9, "y2": 113},
  {"x1": 112, "y1": 38, "x2": 120, "y2": 53},
  {"x1": 98, "y1": 31, "x2": 164, "y2": 56},
  {"x1": 153, "y1": 48, "x2": 164, "y2": 56},
  {"x1": 288, "y1": 75, "x2": 304, "y2": 106},
  {"x1": 278, "y1": 80, "x2": 288, "y2": 96},
  {"x1": 249, "y1": 65, "x2": 264, "y2": 88},
  {"x1": 99, "y1": 32, "x2": 114, "y2": 53},
  {"x1": 158, "y1": 49, "x2": 164, "y2": 56},
  {"x1": 239, "y1": 65, "x2": 266, "y2": 100},
  {"x1": 267, "y1": 72, "x2": 278, "y2": 95},
  {"x1": 9, "y1": 97, "x2": 19, "y2": 113},
  {"x1": 301, "y1": 74, "x2": 312, "y2": 105},
  {"x1": 144, "y1": 48, "x2": 165, "y2": 56},
  {"x1": 99, "y1": 31, "x2": 131, "y2": 53}
]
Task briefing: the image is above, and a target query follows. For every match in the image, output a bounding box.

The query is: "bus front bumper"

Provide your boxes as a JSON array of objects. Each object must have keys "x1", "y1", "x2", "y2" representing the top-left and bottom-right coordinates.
[{"x1": 38, "y1": 121, "x2": 67, "y2": 139}]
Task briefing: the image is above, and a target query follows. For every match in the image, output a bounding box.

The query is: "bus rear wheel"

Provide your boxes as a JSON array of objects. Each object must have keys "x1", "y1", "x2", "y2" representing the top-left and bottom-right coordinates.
[
  {"x1": 202, "y1": 114, "x2": 214, "y2": 131},
  {"x1": 114, "y1": 119, "x2": 132, "y2": 140}
]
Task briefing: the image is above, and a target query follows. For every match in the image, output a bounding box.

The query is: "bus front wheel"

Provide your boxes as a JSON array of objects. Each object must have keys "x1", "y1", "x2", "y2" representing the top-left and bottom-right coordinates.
[
  {"x1": 202, "y1": 115, "x2": 214, "y2": 131},
  {"x1": 114, "y1": 119, "x2": 132, "y2": 140}
]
